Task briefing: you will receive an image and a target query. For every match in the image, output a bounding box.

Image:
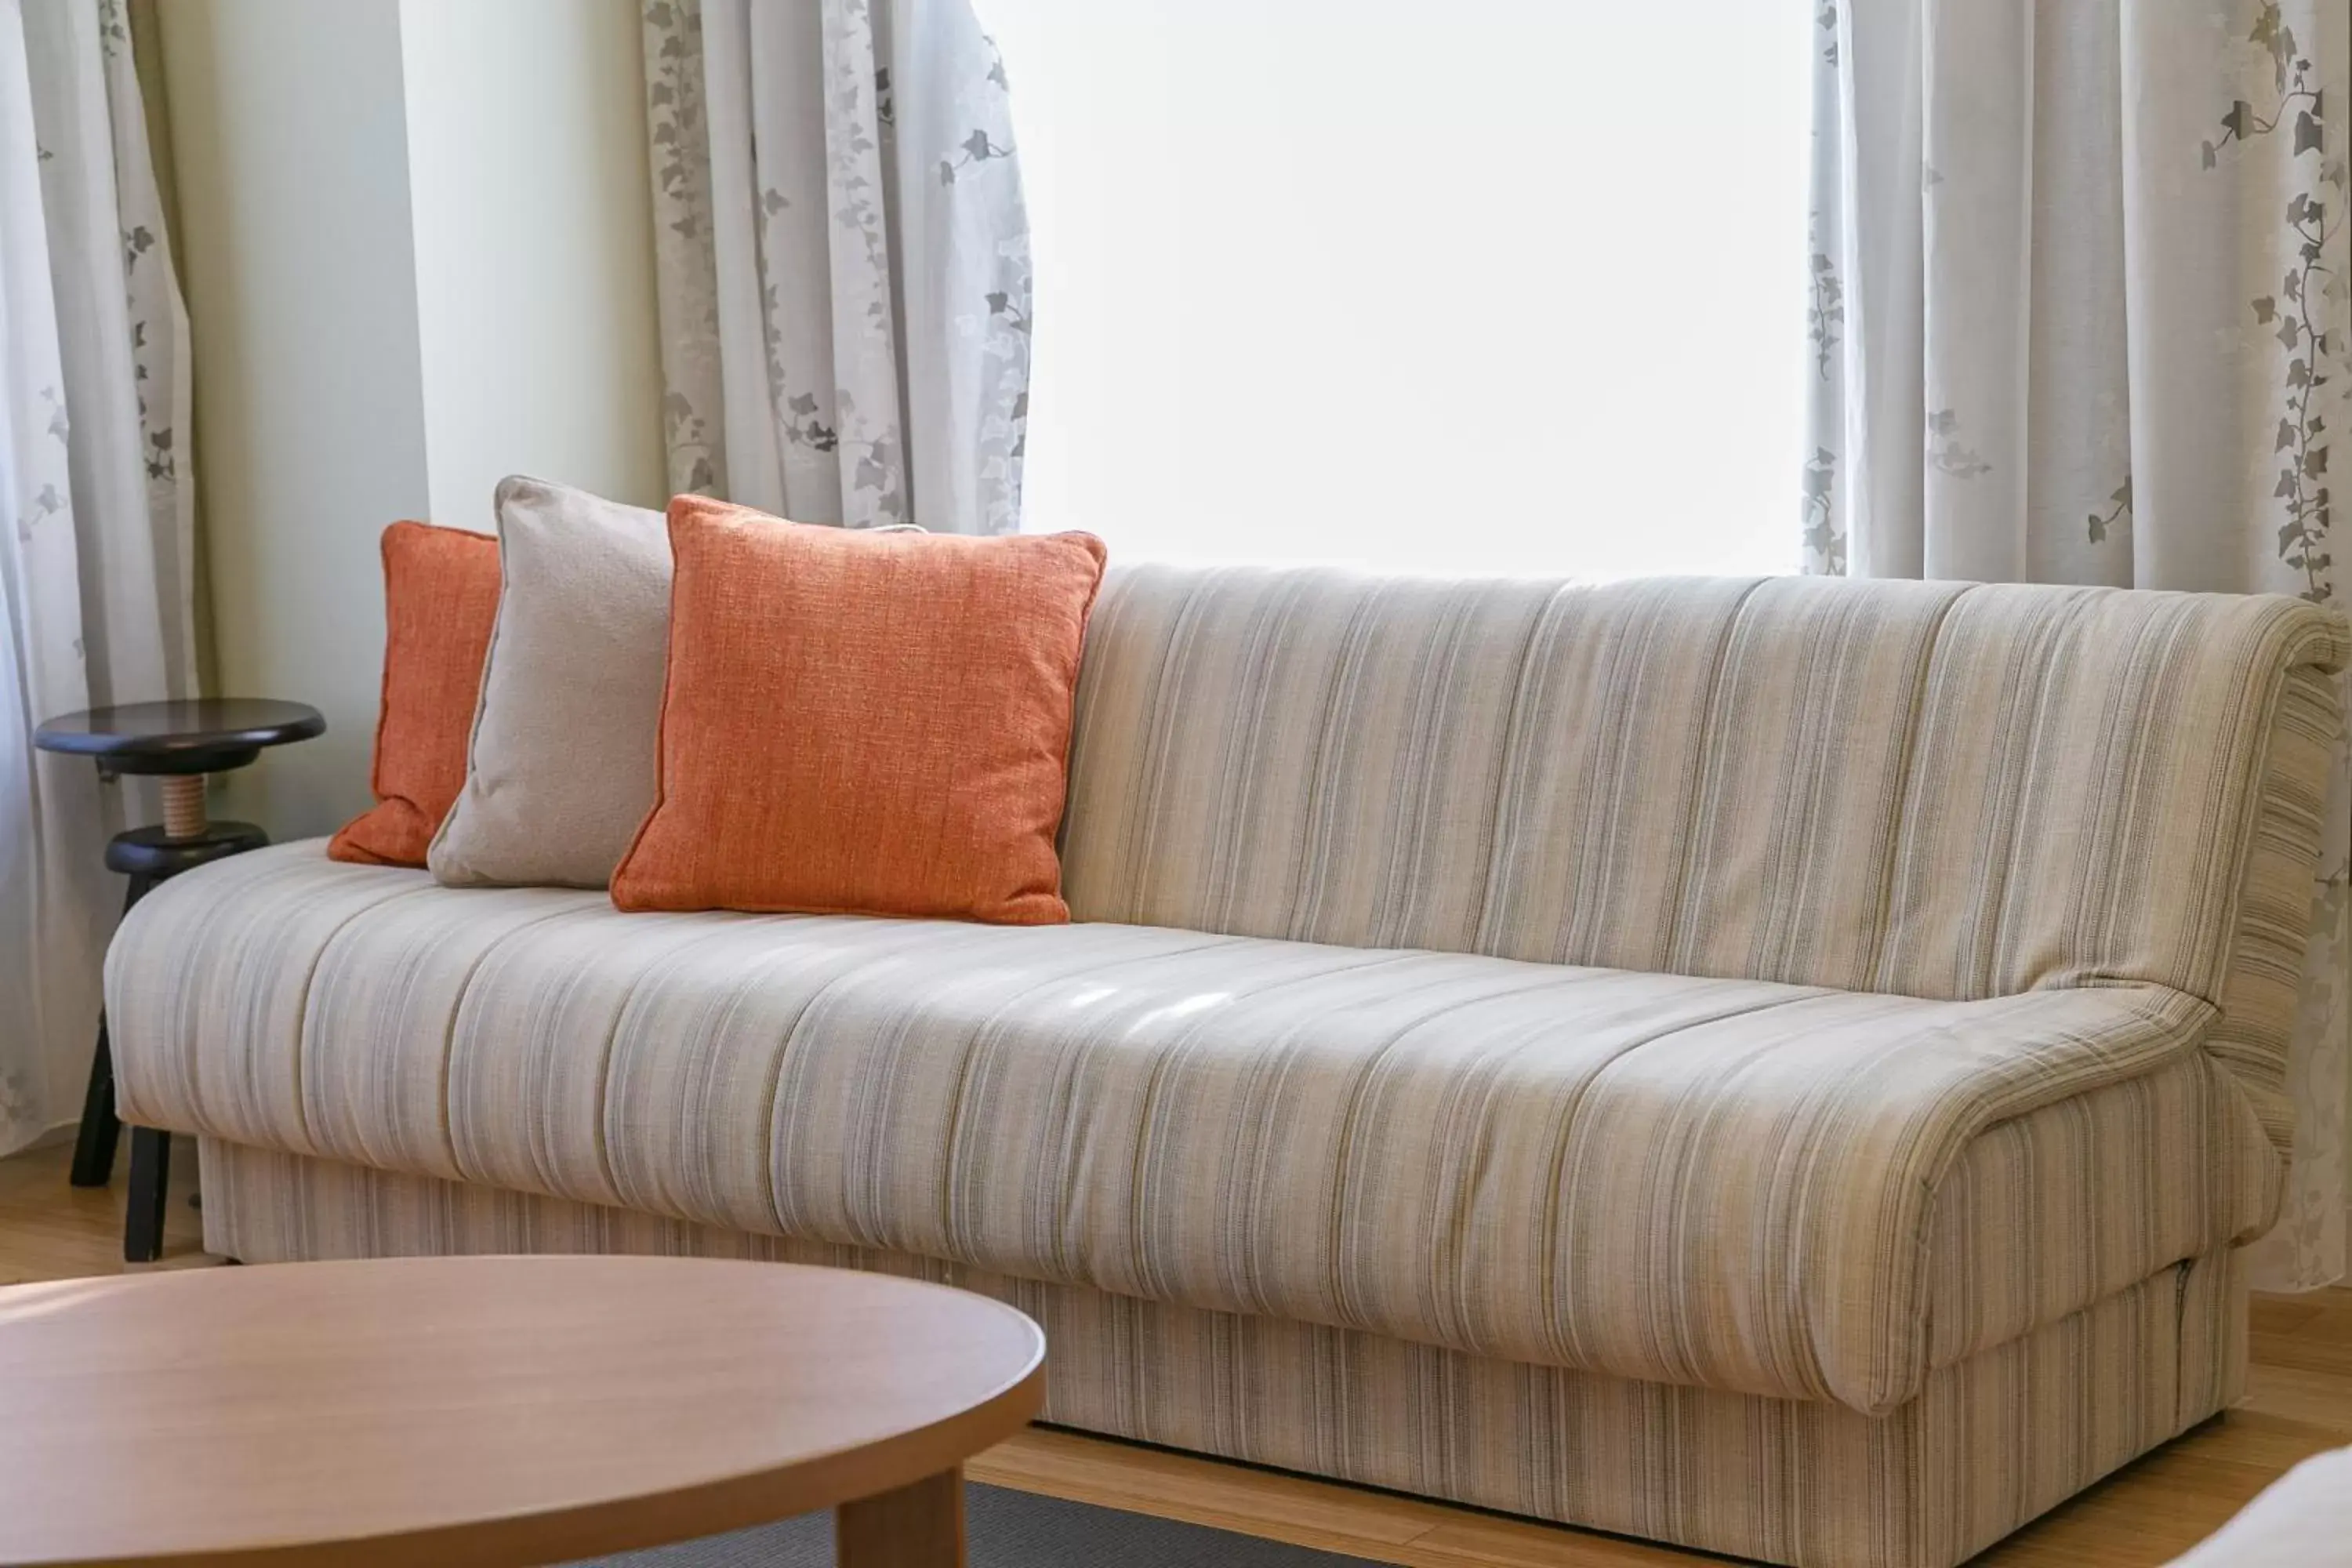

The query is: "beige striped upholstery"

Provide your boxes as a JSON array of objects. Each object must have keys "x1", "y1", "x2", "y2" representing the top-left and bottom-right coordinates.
[
  {"x1": 2207, "y1": 660, "x2": 2346, "y2": 1151},
  {"x1": 111, "y1": 840, "x2": 2255, "y2": 1417},
  {"x1": 1065, "y1": 568, "x2": 2349, "y2": 1144},
  {"x1": 194, "y1": 1141, "x2": 2245, "y2": 1568},
  {"x1": 102, "y1": 568, "x2": 2350, "y2": 1568}
]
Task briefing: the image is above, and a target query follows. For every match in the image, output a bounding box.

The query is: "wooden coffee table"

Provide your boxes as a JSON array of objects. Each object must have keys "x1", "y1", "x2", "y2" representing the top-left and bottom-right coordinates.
[{"x1": 0, "y1": 1257, "x2": 1045, "y2": 1566}]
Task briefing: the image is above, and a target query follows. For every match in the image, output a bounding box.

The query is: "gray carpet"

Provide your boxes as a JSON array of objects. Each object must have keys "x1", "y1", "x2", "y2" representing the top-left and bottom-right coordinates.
[{"x1": 567, "y1": 1482, "x2": 1376, "y2": 1566}]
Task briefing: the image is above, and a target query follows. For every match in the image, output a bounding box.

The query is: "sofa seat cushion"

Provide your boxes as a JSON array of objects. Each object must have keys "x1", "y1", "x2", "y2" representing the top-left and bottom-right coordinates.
[{"x1": 109, "y1": 841, "x2": 2255, "y2": 1416}]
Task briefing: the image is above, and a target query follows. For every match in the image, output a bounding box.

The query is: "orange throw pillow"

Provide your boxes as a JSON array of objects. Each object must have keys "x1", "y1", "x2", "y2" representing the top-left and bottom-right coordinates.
[
  {"x1": 328, "y1": 521, "x2": 500, "y2": 867},
  {"x1": 610, "y1": 497, "x2": 1108, "y2": 923}
]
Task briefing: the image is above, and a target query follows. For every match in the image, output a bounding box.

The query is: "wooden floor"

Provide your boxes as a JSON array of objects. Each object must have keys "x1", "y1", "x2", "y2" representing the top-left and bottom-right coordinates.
[{"x1": 3, "y1": 1138, "x2": 2345, "y2": 1566}]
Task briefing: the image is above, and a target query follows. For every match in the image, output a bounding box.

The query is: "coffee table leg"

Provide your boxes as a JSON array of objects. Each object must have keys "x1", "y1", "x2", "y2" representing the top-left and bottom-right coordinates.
[{"x1": 836, "y1": 1466, "x2": 964, "y2": 1567}]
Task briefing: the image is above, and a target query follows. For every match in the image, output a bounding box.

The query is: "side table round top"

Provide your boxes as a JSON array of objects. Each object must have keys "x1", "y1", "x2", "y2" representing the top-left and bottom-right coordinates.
[
  {"x1": 0, "y1": 1256, "x2": 1047, "y2": 1568},
  {"x1": 32, "y1": 698, "x2": 325, "y2": 774}
]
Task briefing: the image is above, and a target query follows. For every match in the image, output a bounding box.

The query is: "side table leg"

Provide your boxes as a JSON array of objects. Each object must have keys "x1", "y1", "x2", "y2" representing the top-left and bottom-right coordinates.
[
  {"x1": 67, "y1": 1014, "x2": 120, "y2": 1188},
  {"x1": 124, "y1": 1127, "x2": 172, "y2": 1265},
  {"x1": 69, "y1": 872, "x2": 152, "y2": 1189},
  {"x1": 836, "y1": 1467, "x2": 964, "y2": 1567}
]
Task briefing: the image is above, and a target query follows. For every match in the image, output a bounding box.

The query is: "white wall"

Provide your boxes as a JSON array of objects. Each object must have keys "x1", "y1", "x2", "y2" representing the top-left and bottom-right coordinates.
[
  {"x1": 156, "y1": 0, "x2": 665, "y2": 838},
  {"x1": 981, "y1": 0, "x2": 1808, "y2": 578},
  {"x1": 157, "y1": 0, "x2": 430, "y2": 837},
  {"x1": 399, "y1": 0, "x2": 665, "y2": 534}
]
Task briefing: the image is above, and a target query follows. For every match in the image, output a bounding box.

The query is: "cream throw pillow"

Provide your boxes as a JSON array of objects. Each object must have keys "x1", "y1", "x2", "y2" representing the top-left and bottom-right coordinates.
[{"x1": 427, "y1": 475, "x2": 670, "y2": 889}]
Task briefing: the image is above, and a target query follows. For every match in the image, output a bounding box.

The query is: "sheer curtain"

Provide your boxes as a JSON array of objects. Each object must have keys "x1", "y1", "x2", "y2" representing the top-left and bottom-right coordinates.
[
  {"x1": 1, "y1": 0, "x2": 194, "y2": 1157},
  {"x1": 641, "y1": 0, "x2": 1030, "y2": 535},
  {"x1": 1806, "y1": 0, "x2": 2349, "y2": 1288}
]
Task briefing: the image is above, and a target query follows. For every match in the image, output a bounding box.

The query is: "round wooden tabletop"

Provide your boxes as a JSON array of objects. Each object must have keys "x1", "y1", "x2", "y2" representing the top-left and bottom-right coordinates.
[
  {"x1": 32, "y1": 699, "x2": 325, "y2": 775},
  {"x1": 0, "y1": 1257, "x2": 1046, "y2": 1568}
]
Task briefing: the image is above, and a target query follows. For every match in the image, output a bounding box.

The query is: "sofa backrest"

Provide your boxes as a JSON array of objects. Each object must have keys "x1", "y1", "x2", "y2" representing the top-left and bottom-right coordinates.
[{"x1": 1060, "y1": 564, "x2": 2347, "y2": 1147}]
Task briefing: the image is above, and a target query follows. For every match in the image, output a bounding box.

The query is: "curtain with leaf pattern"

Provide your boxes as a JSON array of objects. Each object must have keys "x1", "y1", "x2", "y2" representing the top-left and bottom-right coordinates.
[
  {"x1": 1806, "y1": 0, "x2": 2349, "y2": 1287},
  {"x1": 640, "y1": 0, "x2": 1029, "y2": 535},
  {"x1": 2, "y1": 0, "x2": 194, "y2": 1157}
]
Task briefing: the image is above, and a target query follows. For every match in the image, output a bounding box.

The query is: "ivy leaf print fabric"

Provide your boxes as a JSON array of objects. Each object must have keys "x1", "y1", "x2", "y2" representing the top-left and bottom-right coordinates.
[
  {"x1": 639, "y1": 0, "x2": 1030, "y2": 535},
  {"x1": 1807, "y1": 0, "x2": 2349, "y2": 1290},
  {"x1": 2, "y1": 0, "x2": 196, "y2": 1156}
]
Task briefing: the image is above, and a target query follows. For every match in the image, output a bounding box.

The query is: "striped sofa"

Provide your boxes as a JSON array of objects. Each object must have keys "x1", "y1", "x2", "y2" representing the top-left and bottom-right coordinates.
[{"x1": 107, "y1": 568, "x2": 2347, "y2": 1568}]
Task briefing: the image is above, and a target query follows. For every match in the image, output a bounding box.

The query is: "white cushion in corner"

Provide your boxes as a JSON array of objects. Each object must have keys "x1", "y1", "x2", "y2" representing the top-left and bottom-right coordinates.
[
  {"x1": 427, "y1": 474, "x2": 670, "y2": 890},
  {"x1": 2165, "y1": 1446, "x2": 2352, "y2": 1566}
]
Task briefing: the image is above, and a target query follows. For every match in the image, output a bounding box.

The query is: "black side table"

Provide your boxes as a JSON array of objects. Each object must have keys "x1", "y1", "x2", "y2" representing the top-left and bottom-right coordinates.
[{"x1": 32, "y1": 698, "x2": 325, "y2": 1262}]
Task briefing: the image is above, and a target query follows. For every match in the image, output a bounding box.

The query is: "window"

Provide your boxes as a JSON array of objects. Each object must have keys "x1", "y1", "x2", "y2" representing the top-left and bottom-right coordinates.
[{"x1": 982, "y1": 1, "x2": 1809, "y2": 578}]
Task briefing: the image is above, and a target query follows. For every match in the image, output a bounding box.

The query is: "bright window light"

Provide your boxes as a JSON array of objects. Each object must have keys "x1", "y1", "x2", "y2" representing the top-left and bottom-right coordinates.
[{"x1": 981, "y1": 1, "x2": 1810, "y2": 578}]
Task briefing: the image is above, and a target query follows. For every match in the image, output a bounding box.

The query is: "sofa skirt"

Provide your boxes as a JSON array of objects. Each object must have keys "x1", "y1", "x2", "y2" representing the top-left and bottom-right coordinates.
[{"x1": 195, "y1": 1138, "x2": 2246, "y2": 1568}]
